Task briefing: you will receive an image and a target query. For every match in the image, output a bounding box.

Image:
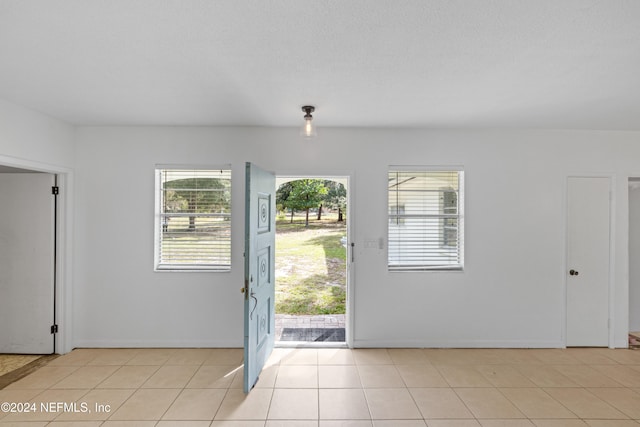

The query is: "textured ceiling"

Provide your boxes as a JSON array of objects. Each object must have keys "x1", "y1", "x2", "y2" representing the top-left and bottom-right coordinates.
[{"x1": 0, "y1": 0, "x2": 639, "y2": 129}]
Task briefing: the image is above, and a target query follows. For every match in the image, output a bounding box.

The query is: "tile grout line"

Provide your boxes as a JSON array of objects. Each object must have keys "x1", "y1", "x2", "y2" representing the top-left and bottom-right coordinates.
[{"x1": 154, "y1": 357, "x2": 205, "y2": 423}]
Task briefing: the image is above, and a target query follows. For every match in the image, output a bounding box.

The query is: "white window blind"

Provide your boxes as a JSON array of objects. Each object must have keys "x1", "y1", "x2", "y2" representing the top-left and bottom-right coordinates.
[
  {"x1": 388, "y1": 169, "x2": 464, "y2": 271},
  {"x1": 155, "y1": 168, "x2": 231, "y2": 271}
]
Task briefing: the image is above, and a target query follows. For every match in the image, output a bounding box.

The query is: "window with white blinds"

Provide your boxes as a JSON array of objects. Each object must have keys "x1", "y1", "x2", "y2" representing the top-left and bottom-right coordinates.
[
  {"x1": 155, "y1": 168, "x2": 231, "y2": 271},
  {"x1": 388, "y1": 168, "x2": 464, "y2": 271}
]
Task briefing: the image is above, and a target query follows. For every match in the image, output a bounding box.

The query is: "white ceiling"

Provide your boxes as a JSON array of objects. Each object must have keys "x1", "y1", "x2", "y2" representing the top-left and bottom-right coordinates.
[{"x1": 1, "y1": 0, "x2": 639, "y2": 130}]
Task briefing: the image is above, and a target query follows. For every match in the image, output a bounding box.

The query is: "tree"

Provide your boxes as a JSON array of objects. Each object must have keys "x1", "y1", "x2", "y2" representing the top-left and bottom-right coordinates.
[
  {"x1": 284, "y1": 179, "x2": 327, "y2": 226},
  {"x1": 164, "y1": 177, "x2": 230, "y2": 231},
  {"x1": 276, "y1": 181, "x2": 294, "y2": 221},
  {"x1": 323, "y1": 180, "x2": 347, "y2": 221}
]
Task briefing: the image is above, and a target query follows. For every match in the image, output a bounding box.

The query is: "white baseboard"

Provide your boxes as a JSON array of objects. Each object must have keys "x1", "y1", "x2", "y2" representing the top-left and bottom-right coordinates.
[
  {"x1": 72, "y1": 339, "x2": 243, "y2": 349},
  {"x1": 352, "y1": 339, "x2": 565, "y2": 348}
]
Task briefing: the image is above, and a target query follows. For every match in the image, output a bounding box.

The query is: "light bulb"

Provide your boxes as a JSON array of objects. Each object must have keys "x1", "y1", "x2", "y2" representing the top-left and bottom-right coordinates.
[
  {"x1": 300, "y1": 106, "x2": 317, "y2": 139},
  {"x1": 304, "y1": 118, "x2": 314, "y2": 137}
]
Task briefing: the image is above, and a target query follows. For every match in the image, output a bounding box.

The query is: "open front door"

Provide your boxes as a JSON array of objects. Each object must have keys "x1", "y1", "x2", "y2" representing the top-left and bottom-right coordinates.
[{"x1": 243, "y1": 162, "x2": 276, "y2": 392}]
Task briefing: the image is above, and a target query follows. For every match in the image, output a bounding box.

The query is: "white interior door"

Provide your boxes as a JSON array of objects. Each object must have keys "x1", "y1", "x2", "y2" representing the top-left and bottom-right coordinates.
[
  {"x1": 0, "y1": 173, "x2": 55, "y2": 354},
  {"x1": 629, "y1": 179, "x2": 640, "y2": 332},
  {"x1": 566, "y1": 176, "x2": 610, "y2": 347},
  {"x1": 243, "y1": 163, "x2": 276, "y2": 392}
]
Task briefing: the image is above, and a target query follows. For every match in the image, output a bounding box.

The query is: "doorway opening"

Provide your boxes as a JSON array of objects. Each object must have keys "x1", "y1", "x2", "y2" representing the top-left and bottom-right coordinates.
[
  {"x1": 274, "y1": 176, "x2": 350, "y2": 346},
  {"x1": 0, "y1": 163, "x2": 60, "y2": 381}
]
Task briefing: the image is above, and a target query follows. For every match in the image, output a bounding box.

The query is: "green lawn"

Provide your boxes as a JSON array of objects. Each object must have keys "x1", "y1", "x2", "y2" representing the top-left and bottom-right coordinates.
[{"x1": 275, "y1": 214, "x2": 347, "y2": 315}]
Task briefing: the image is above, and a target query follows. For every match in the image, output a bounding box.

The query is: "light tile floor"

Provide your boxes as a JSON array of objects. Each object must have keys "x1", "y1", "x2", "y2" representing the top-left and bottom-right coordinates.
[{"x1": 0, "y1": 347, "x2": 640, "y2": 426}]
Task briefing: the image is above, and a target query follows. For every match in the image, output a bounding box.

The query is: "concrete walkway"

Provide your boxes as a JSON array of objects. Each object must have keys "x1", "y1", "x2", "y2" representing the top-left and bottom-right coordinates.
[{"x1": 275, "y1": 314, "x2": 345, "y2": 341}]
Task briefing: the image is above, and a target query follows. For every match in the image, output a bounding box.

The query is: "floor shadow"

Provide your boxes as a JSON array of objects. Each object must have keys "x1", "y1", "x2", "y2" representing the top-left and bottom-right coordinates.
[{"x1": 0, "y1": 355, "x2": 57, "y2": 390}]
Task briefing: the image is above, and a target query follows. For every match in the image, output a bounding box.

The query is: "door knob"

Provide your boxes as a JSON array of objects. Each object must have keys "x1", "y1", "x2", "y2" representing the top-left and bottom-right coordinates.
[{"x1": 569, "y1": 269, "x2": 579, "y2": 276}]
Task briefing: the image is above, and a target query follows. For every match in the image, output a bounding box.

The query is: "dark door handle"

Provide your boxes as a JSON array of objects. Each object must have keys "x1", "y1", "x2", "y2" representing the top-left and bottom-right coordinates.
[
  {"x1": 569, "y1": 269, "x2": 579, "y2": 276},
  {"x1": 249, "y1": 290, "x2": 258, "y2": 320}
]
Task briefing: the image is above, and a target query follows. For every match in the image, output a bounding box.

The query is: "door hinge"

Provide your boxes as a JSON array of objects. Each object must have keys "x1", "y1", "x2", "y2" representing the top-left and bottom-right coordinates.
[
  {"x1": 52, "y1": 186, "x2": 59, "y2": 195},
  {"x1": 50, "y1": 324, "x2": 59, "y2": 334}
]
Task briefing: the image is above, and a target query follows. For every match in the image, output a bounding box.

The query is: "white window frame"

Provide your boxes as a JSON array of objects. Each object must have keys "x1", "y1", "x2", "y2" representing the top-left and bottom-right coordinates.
[
  {"x1": 388, "y1": 166, "x2": 464, "y2": 271},
  {"x1": 154, "y1": 165, "x2": 232, "y2": 272}
]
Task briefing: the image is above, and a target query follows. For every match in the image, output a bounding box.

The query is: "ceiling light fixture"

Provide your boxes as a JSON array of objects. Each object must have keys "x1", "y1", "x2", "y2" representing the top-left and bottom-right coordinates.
[{"x1": 301, "y1": 105, "x2": 317, "y2": 139}]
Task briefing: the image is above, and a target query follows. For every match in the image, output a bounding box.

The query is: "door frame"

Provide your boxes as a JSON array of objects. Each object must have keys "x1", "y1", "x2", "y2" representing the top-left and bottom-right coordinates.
[
  {"x1": 275, "y1": 171, "x2": 354, "y2": 348},
  {"x1": 0, "y1": 154, "x2": 73, "y2": 354},
  {"x1": 563, "y1": 174, "x2": 615, "y2": 348}
]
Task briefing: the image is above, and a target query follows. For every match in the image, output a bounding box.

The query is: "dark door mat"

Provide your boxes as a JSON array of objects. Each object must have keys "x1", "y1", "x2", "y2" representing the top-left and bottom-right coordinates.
[{"x1": 281, "y1": 328, "x2": 345, "y2": 342}]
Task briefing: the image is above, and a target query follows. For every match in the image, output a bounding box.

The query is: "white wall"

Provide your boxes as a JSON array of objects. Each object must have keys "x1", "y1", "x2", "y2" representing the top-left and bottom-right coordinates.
[
  {"x1": 73, "y1": 126, "x2": 640, "y2": 348},
  {"x1": 0, "y1": 99, "x2": 75, "y2": 169},
  {"x1": 629, "y1": 180, "x2": 640, "y2": 332}
]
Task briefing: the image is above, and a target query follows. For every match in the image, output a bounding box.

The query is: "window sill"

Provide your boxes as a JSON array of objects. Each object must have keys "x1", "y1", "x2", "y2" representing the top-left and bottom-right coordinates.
[
  {"x1": 388, "y1": 266, "x2": 464, "y2": 272},
  {"x1": 155, "y1": 266, "x2": 231, "y2": 273}
]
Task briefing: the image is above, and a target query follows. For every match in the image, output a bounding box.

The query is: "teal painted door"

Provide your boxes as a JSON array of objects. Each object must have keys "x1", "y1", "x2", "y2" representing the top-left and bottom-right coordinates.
[{"x1": 243, "y1": 162, "x2": 276, "y2": 392}]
